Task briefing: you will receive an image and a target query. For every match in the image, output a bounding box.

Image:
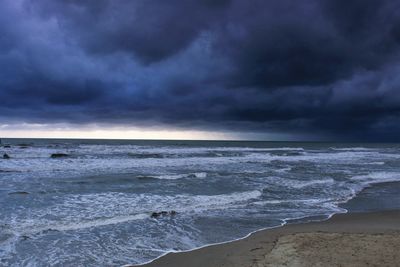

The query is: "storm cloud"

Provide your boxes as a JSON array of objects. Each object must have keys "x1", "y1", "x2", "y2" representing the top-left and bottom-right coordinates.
[{"x1": 1, "y1": 0, "x2": 400, "y2": 140}]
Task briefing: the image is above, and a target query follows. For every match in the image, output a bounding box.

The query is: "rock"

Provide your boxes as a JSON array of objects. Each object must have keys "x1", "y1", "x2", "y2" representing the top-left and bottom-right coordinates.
[
  {"x1": 151, "y1": 212, "x2": 161, "y2": 218},
  {"x1": 3, "y1": 145, "x2": 11, "y2": 148},
  {"x1": 170, "y1": 210, "x2": 177, "y2": 216},
  {"x1": 151, "y1": 210, "x2": 178, "y2": 219},
  {"x1": 42, "y1": 228, "x2": 59, "y2": 234},
  {"x1": 50, "y1": 153, "x2": 69, "y2": 158},
  {"x1": 3, "y1": 154, "x2": 10, "y2": 159},
  {"x1": 151, "y1": 211, "x2": 168, "y2": 218}
]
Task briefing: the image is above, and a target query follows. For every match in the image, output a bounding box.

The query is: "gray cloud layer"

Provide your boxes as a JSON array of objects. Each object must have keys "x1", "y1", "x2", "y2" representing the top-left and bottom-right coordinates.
[{"x1": 1, "y1": 0, "x2": 400, "y2": 140}]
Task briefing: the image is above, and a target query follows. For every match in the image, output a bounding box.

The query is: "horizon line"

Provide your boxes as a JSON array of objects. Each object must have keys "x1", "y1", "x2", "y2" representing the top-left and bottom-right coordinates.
[{"x1": 0, "y1": 137, "x2": 394, "y2": 143}]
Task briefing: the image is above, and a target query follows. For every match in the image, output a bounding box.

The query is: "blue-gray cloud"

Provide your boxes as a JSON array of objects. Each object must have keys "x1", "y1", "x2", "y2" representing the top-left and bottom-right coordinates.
[{"x1": 1, "y1": 0, "x2": 400, "y2": 140}]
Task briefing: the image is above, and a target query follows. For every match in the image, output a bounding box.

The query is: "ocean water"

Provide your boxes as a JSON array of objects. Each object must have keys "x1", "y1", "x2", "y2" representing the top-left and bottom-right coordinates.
[{"x1": 1, "y1": 139, "x2": 400, "y2": 266}]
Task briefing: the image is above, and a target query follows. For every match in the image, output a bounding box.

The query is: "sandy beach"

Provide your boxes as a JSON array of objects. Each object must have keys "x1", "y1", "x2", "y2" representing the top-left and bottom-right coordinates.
[{"x1": 137, "y1": 210, "x2": 400, "y2": 267}]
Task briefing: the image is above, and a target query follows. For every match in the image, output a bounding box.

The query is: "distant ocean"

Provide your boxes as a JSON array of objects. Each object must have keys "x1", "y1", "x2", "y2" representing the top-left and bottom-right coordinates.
[{"x1": 1, "y1": 139, "x2": 400, "y2": 266}]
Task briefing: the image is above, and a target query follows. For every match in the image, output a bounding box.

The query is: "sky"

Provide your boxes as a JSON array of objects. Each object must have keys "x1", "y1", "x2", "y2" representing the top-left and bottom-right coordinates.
[{"x1": 1, "y1": 0, "x2": 400, "y2": 141}]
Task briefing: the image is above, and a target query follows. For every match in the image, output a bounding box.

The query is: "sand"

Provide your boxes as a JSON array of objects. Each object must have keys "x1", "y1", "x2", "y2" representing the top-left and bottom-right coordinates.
[
  {"x1": 134, "y1": 210, "x2": 400, "y2": 267},
  {"x1": 260, "y1": 233, "x2": 399, "y2": 267}
]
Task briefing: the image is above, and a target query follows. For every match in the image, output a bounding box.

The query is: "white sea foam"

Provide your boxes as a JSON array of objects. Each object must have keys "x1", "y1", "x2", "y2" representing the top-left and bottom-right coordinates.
[
  {"x1": 351, "y1": 171, "x2": 400, "y2": 184},
  {"x1": 275, "y1": 167, "x2": 292, "y2": 173},
  {"x1": 253, "y1": 197, "x2": 345, "y2": 211},
  {"x1": 152, "y1": 172, "x2": 207, "y2": 180},
  {"x1": 330, "y1": 147, "x2": 375, "y2": 151},
  {"x1": 360, "y1": 161, "x2": 385, "y2": 165},
  {"x1": 290, "y1": 178, "x2": 335, "y2": 189},
  {"x1": 0, "y1": 214, "x2": 150, "y2": 240},
  {"x1": 253, "y1": 198, "x2": 332, "y2": 205},
  {"x1": 7, "y1": 190, "x2": 262, "y2": 236},
  {"x1": 271, "y1": 177, "x2": 335, "y2": 189},
  {"x1": 2, "y1": 144, "x2": 398, "y2": 180}
]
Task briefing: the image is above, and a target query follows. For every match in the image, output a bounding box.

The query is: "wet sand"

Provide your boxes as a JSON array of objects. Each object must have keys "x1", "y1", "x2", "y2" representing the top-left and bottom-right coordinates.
[{"x1": 135, "y1": 210, "x2": 400, "y2": 267}]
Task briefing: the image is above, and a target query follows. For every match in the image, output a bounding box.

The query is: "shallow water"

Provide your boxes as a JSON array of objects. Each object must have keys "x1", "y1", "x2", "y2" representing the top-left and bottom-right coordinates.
[{"x1": 1, "y1": 139, "x2": 400, "y2": 266}]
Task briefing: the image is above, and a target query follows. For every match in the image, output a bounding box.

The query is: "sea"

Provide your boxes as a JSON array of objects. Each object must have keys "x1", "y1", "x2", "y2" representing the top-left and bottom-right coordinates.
[{"x1": 0, "y1": 139, "x2": 400, "y2": 266}]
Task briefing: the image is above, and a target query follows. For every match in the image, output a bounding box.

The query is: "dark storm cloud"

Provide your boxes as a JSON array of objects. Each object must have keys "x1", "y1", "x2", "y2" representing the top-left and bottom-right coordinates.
[
  {"x1": 29, "y1": 0, "x2": 231, "y2": 63},
  {"x1": 1, "y1": 0, "x2": 400, "y2": 140}
]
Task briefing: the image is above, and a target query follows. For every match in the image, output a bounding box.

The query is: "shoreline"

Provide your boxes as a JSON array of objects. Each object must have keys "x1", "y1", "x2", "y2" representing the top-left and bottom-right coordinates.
[
  {"x1": 133, "y1": 209, "x2": 400, "y2": 267},
  {"x1": 127, "y1": 181, "x2": 400, "y2": 266},
  {"x1": 130, "y1": 212, "x2": 339, "y2": 267}
]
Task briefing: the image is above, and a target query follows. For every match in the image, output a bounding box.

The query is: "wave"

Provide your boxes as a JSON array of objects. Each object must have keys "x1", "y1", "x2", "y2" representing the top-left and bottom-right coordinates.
[
  {"x1": 183, "y1": 190, "x2": 262, "y2": 212},
  {"x1": 330, "y1": 147, "x2": 375, "y2": 151},
  {"x1": 360, "y1": 161, "x2": 385, "y2": 165},
  {"x1": 252, "y1": 197, "x2": 339, "y2": 207},
  {"x1": 31, "y1": 214, "x2": 149, "y2": 233},
  {"x1": 7, "y1": 190, "x2": 262, "y2": 236},
  {"x1": 290, "y1": 178, "x2": 335, "y2": 189},
  {"x1": 4, "y1": 146, "x2": 398, "y2": 180},
  {"x1": 127, "y1": 153, "x2": 165, "y2": 159},
  {"x1": 351, "y1": 172, "x2": 400, "y2": 185},
  {"x1": 139, "y1": 172, "x2": 208, "y2": 180},
  {"x1": 271, "y1": 177, "x2": 335, "y2": 189},
  {"x1": 274, "y1": 167, "x2": 292, "y2": 173}
]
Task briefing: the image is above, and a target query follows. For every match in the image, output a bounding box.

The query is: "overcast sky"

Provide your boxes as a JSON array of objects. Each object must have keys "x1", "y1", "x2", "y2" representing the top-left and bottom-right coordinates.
[{"x1": 1, "y1": 0, "x2": 400, "y2": 140}]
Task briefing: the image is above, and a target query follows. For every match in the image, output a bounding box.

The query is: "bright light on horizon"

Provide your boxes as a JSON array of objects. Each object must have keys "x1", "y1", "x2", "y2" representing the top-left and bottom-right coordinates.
[{"x1": 0, "y1": 123, "x2": 240, "y2": 140}]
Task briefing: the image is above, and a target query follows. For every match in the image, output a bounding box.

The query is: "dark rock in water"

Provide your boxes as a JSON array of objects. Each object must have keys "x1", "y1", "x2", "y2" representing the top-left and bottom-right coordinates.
[
  {"x1": 3, "y1": 154, "x2": 10, "y2": 159},
  {"x1": 170, "y1": 210, "x2": 177, "y2": 216},
  {"x1": 42, "y1": 228, "x2": 59, "y2": 234},
  {"x1": 50, "y1": 153, "x2": 69, "y2": 158},
  {"x1": 151, "y1": 212, "x2": 161, "y2": 218},
  {"x1": 151, "y1": 211, "x2": 168, "y2": 218},
  {"x1": 151, "y1": 210, "x2": 178, "y2": 218},
  {"x1": 3, "y1": 145, "x2": 11, "y2": 148},
  {"x1": 8, "y1": 191, "x2": 29, "y2": 195}
]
